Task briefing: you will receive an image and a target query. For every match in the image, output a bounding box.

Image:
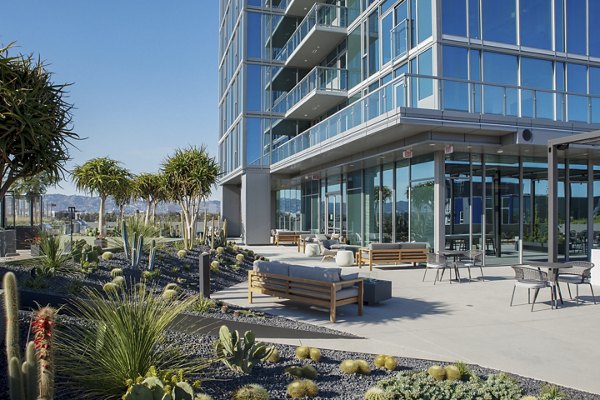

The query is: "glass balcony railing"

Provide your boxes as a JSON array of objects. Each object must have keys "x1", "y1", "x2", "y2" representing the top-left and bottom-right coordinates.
[
  {"x1": 271, "y1": 74, "x2": 600, "y2": 164},
  {"x1": 272, "y1": 66, "x2": 348, "y2": 114},
  {"x1": 391, "y1": 19, "x2": 409, "y2": 60},
  {"x1": 275, "y1": 3, "x2": 348, "y2": 63}
]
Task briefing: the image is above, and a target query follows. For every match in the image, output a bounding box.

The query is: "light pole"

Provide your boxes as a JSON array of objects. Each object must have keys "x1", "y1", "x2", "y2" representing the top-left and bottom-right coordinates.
[{"x1": 68, "y1": 206, "x2": 76, "y2": 248}]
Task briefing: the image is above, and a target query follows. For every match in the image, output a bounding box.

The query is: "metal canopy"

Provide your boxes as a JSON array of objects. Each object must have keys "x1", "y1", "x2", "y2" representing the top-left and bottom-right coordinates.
[{"x1": 548, "y1": 129, "x2": 600, "y2": 261}]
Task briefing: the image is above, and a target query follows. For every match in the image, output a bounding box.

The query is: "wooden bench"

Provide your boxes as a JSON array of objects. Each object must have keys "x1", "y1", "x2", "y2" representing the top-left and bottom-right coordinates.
[
  {"x1": 358, "y1": 243, "x2": 428, "y2": 271},
  {"x1": 248, "y1": 270, "x2": 364, "y2": 323},
  {"x1": 274, "y1": 232, "x2": 299, "y2": 246}
]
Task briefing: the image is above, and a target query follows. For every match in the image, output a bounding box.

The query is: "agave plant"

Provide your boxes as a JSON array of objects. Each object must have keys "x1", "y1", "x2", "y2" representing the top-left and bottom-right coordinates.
[
  {"x1": 57, "y1": 284, "x2": 206, "y2": 399},
  {"x1": 37, "y1": 231, "x2": 72, "y2": 277}
]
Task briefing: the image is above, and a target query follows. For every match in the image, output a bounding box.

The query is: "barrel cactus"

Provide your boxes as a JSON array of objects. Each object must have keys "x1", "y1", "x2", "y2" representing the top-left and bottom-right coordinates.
[
  {"x1": 295, "y1": 346, "x2": 310, "y2": 360},
  {"x1": 162, "y1": 289, "x2": 178, "y2": 301},
  {"x1": 364, "y1": 387, "x2": 390, "y2": 400},
  {"x1": 210, "y1": 261, "x2": 219, "y2": 272},
  {"x1": 112, "y1": 276, "x2": 126, "y2": 287},
  {"x1": 236, "y1": 253, "x2": 245, "y2": 262},
  {"x1": 445, "y1": 365, "x2": 462, "y2": 381},
  {"x1": 102, "y1": 251, "x2": 114, "y2": 261},
  {"x1": 110, "y1": 268, "x2": 123, "y2": 278},
  {"x1": 309, "y1": 347, "x2": 321, "y2": 362},
  {"x1": 427, "y1": 365, "x2": 447, "y2": 381},
  {"x1": 340, "y1": 359, "x2": 358, "y2": 374},
  {"x1": 287, "y1": 380, "x2": 318, "y2": 399},
  {"x1": 266, "y1": 348, "x2": 280, "y2": 363},
  {"x1": 232, "y1": 384, "x2": 269, "y2": 400},
  {"x1": 103, "y1": 282, "x2": 118, "y2": 293},
  {"x1": 177, "y1": 249, "x2": 187, "y2": 259},
  {"x1": 374, "y1": 354, "x2": 387, "y2": 368},
  {"x1": 356, "y1": 359, "x2": 371, "y2": 375},
  {"x1": 383, "y1": 356, "x2": 397, "y2": 371}
]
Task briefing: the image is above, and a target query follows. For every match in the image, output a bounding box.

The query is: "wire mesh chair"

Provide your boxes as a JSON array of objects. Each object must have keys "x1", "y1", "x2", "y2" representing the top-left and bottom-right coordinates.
[
  {"x1": 456, "y1": 250, "x2": 484, "y2": 282},
  {"x1": 423, "y1": 252, "x2": 448, "y2": 285},
  {"x1": 558, "y1": 261, "x2": 596, "y2": 305},
  {"x1": 510, "y1": 265, "x2": 554, "y2": 311}
]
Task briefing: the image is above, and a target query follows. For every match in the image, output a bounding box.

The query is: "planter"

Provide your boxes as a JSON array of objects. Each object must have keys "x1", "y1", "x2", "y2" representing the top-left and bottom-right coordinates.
[
  {"x1": 0, "y1": 230, "x2": 19, "y2": 257},
  {"x1": 30, "y1": 244, "x2": 41, "y2": 257}
]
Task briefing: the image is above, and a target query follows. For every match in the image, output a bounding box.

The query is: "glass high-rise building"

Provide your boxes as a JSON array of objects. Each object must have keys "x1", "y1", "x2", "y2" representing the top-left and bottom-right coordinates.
[{"x1": 219, "y1": 0, "x2": 600, "y2": 264}]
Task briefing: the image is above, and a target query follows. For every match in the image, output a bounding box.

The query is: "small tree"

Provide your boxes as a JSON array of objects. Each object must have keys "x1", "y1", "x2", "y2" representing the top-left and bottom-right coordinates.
[
  {"x1": 0, "y1": 44, "x2": 78, "y2": 201},
  {"x1": 133, "y1": 172, "x2": 166, "y2": 225},
  {"x1": 162, "y1": 146, "x2": 219, "y2": 249},
  {"x1": 112, "y1": 176, "x2": 134, "y2": 223},
  {"x1": 72, "y1": 157, "x2": 130, "y2": 236}
]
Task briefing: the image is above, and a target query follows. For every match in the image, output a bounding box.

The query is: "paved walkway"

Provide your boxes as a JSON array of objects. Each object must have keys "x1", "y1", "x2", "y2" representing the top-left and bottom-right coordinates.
[{"x1": 213, "y1": 245, "x2": 600, "y2": 395}]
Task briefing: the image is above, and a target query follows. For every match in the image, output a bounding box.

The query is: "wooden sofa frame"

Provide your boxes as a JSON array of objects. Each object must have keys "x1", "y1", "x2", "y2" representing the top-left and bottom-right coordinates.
[
  {"x1": 358, "y1": 247, "x2": 428, "y2": 271},
  {"x1": 248, "y1": 270, "x2": 364, "y2": 322},
  {"x1": 274, "y1": 232, "x2": 300, "y2": 246}
]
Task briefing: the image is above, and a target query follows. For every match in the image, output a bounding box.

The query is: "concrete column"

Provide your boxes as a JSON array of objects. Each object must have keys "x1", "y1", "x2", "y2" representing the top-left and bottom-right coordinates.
[
  {"x1": 434, "y1": 151, "x2": 445, "y2": 252},
  {"x1": 548, "y1": 145, "x2": 558, "y2": 262},
  {"x1": 221, "y1": 184, "x2": 241, "y2": 237},
  {"x1": 241, "y1": 168, "x2": 272, "y2": 245}
]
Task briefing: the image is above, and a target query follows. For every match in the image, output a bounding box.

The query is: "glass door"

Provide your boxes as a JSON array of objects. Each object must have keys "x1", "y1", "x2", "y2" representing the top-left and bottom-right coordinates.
[{"x1": 326, "y1": 193, "x2": 343, "y2": 235}]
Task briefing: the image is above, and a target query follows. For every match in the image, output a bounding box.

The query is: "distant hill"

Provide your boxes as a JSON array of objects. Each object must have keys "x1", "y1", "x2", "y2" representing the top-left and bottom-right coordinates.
[{"x1": 43, "y1": 194, "x2": 220, "y2": 215}]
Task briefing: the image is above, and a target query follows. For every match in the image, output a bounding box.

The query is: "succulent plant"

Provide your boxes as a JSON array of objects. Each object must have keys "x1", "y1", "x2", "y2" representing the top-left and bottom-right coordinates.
[
  {"x1": 236, "y1": 253, "x2": 245, "y2": 262},
  {"x1": 103, "y1": 282, "x2": 118, "y2": 293},
  {"x1": 374, "y1": 354, "x2": 387, "y2": 368},
  {"x1": 356, "y1": 359, "x2": 371, "y2": 375},
  {"x1": 102, "y1": 251, "x2": 114, "y2": 261},
  {"x1": 112, "y1": 276, "x2": 126, "y2": 287},
  {"x1": 340, "y1": 359, "x2": 358, "y2": 374},
  {"x1": 165, "y1": 283, "x2": 180, "y2": 292},
  {"x1": 110, "y1": 268, "x2": 123, "y2": 278},
  {"x1": 287, "y1": 380, "x2": 318, "y2": 399},
  {"x1": 295, "y1": 346, "x2": 310, "y2": 360},
  {"x1": 427, "y1": 365, "x2": 447, "y2": 381},
  {"x1": 309, "y1": 347, "x2": 321, "y2": 362},
  {"x1": 265, "y1": 348, "x2": 280, "y2": 363},
  {"x1": 216, "y1": 247, "x2": 225, "y2": 255},
  {"x1": 195, "y1": 394, "x2": 214, "y2": 400},
  {"x1": 445, "y1": 365, "x2": 462, "y2": 381},
  {"x1": 383, "y1": 356, "x2": 397, "y2": 371},
  {"x1": 232, "y1": 383, "x2": 269, "y2": 400},
  {"x1": 214, "y1": 325, "x2": 274, "y2": 374},
  {"x1": 285, "y1": 366, "x2": 305, "y2": 379},
  {"x1": 162, "y1": 289, "x2": 178, "y2": 301},
  {"x1": 301, "y1": 365, "x2": 318, "y2": 380},
  {"x1": 364, "y1": 387, "x2": 390, "y2": 400},
  {"x1": 177, "y1": 249, "x2": 187, "y2": 259},
  {"x1": 210, "y1": 261, "x2": 219, "y2": 273}
]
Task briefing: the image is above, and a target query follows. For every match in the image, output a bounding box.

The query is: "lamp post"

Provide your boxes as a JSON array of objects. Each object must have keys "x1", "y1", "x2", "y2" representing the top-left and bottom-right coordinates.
[{"x1": 68, "y1": 206, "x2": 76, "y2": 248}]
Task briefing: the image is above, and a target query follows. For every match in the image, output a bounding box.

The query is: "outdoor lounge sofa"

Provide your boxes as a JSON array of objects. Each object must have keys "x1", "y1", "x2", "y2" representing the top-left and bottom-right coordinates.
[
  {"x1": 248, "y1": 260, "x2": 364, "y2": 322},
  {"x1": 273, "y1": 230, "x2": 310, "y2": 246},
  {"x1": 358, "y1": 242, "x2": 429, "y2": 271}
]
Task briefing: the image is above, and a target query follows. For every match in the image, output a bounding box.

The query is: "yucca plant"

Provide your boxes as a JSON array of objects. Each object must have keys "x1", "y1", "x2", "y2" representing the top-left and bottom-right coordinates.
[
  {"x1": 37, "y1": 232, "x2": 71, "y2": 277},
  {"x1": 57, "y1": 284, "x2": 204, "y2": 399}
]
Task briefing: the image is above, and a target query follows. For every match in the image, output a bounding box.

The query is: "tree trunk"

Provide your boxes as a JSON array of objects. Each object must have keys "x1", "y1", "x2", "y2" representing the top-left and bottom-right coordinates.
[
  {"x1": 98, "y1": 196, "x2": 106, "y2": 237},
  {"x1": 144, "y1": 200, "x2": 151, "y2": 225},
  {"x1": 119, "y1": 204, "x2": 125, "y2": 223},
  {"x1": 151, "y1": 201, "x2": 157, "y2": 224}
]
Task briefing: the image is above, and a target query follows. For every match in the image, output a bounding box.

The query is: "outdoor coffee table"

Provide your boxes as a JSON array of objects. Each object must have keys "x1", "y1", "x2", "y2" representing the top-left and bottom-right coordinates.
[
  {"x1": 441, "y1": 250, "x2": 467, "y2": 283},
  {"x1": 527, "y1": 261, "x2": 572, "y2": 308},
  {"x1": 330, "y1": 244, "x2": 361, "y2": 263},
  {"x1": 362, "y1": 279, "x2": 392, "y2": 305}
]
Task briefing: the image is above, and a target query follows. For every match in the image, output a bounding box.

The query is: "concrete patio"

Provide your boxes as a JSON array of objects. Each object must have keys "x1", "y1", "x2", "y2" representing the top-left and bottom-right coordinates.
[{"x1": 212, "y1": 245, "x2": 600, "y2": 395}]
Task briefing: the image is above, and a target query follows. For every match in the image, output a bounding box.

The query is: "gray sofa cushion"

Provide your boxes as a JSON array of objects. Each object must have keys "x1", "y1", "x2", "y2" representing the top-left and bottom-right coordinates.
[
  {"x1": 399, "y1": 242, "x2": 428, "y2": 249},
  {"x1": 341, "y1": 273, "x2": 359, "y2": 281},
  {"x1": 289, "y1": 265, "x2": 341, "y2": 283},
  {"x1": 314, "y1": 234, "x2": 328, "y2": 241},
  {"x1": 321, "y1": 239, "x2": 340, "y2": 249},
  {"x1": 369, "y1": 243, "x2": 401, "y2": 250},
  {"x1": 337, "y1": 287, "x2": 360, "y2": 300},
  {"x1": 253, "y1": 260, "x2": 290, "y2": 276}
]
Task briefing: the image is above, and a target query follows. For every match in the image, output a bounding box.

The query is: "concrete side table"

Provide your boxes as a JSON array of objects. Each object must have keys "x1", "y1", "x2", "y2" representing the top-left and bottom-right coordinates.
[
  {"x1": 335, "y1": 250, "x2": 354, "y2": 267},
  {"x1": 363, "y1": 279, "x2": 392, "y2": 305},
  {"x1": 306, "y1": 243, "x2": 320, "y2": 257}
]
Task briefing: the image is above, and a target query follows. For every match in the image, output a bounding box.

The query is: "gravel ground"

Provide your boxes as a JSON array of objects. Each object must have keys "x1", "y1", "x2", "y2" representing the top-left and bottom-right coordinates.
[{"x1": 2, "y1": 312, "x2": 598, "y2": 400}]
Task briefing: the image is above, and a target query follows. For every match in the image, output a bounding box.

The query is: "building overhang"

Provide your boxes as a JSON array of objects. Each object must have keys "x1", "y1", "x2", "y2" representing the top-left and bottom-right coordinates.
[
  {"x1": 286, "y1": 27, "x2": 346, "y2": 68},
  {"x1": 286, "y1": 89, "x2": 347, "y2": 120},
  {"x1": 285, "y1": 0, "x2": 327, "y2": 17}
]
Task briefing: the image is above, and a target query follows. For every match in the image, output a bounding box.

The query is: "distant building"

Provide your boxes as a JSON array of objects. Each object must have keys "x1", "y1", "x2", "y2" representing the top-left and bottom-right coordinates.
[{"x1": 219, "y1": 0, "x2": 600, "y2": 263}]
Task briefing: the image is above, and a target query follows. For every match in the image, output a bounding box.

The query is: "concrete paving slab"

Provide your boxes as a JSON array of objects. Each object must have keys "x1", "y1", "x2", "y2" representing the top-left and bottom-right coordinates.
[{"x1": 213, "y1": 245, "x2": 600, "y2": 395}]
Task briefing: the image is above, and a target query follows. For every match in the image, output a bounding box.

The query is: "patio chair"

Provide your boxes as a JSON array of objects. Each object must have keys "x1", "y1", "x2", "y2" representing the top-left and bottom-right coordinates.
[
  {"x1": 320, "y1": 239, "x2": 340, "y2": 262},
  {"x1": 455, "y1": 250, "x2": 484, "y2": 281},
  {"x1": 558, "y1": 261, "x2": 596, "y2": 305},
  {"x1": 510, "y1": 265, "x2": 554, "y2": 311},
  {"x1": 423, "y1": 252, "x2": 448, "y2": 285}
]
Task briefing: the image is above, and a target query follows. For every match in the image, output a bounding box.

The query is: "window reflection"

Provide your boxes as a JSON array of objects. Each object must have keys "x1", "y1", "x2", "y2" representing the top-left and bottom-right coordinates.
[{"x1": 482, "y1": 0, "x2": 516, "y2": 44}]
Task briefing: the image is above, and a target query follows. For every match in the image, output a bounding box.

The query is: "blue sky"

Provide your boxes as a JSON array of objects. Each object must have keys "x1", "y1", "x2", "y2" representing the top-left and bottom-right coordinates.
[{"x1": 2, "y1": 1, "x2": 220, "y2": 198}]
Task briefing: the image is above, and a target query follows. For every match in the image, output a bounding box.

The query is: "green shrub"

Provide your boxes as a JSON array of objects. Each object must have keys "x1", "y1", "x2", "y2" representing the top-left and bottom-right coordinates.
[
  {"x1": 38, "y1": 232, "x2": 72, "y2": 277},
  {"x1": 190, "y1": 296, "x2": 217, "y2": 313},
  {"x1": 539, "y1": 384, "x2": 566, "y2": 400},
  {"x1": 102, "y1": 251, "x2": 114, "y2": 261},
  {"x1": 232, "y1": 384, "x2": 269, "y2": 400},
  {"x1": 377, "y1": 371, "x2": 523, "y2": 400},
  {"x1": 57, "y1": 285, "x2": 200, "y2": 398}
]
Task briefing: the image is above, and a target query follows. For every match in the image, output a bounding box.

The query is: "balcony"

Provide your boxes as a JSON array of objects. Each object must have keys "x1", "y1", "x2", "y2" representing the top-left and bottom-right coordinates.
[
  {"x1": 273, "y1": 66, "x2": 348, "y2": 120},
  {"x1": 282, "y1": 0, "x2": 327, "y2": 16},
  {"x1": 271, "y1": 74, "x2": 600, "y2": 164},
  {"x1": 275, "y1": 3, "x2": 348, "y2": 68}
]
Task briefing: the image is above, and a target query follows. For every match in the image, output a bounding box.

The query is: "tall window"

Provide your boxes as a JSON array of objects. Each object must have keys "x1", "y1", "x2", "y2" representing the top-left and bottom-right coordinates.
[
  {"x1": 367, "y1": 10, "x2": 380, "y2": 76},
  {"x1": 442, "y1": 46, "x2": 469, "y2": 111},
  {"x1": 347, "y1": 27, "x2": 362, "y2": 88},
  {"x1": 482, "y1": 0, "x2": 516, "y2": 44},
  {"x1": 568, "y1": 63, "x2": 588, "y2": 122},
  {"x1": 442, "y1": 0, "x2": 466, "y2": 36},
  {"x1": 483, "y1": 52, "x2": 518, "y2": 115},
  {"x1": 590, "y1": 0, "x2": 600, "y2": 57},
  {"x1": 566, "y1": 0, "x2": 586, "y2": 55},
  {"x1": 382, "y1": 11, "x2": 393, "y2": 65},
  {"x1": 521, "y1": 57, "x2": 553, "y2": 119},
  {"x1": 520, "y1": 0, "x2": 552, "y2": 50}
]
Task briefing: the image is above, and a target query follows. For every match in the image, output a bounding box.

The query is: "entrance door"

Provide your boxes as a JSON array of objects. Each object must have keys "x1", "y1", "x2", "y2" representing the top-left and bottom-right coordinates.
[{"x1": 326, "y1": 193, "x2": 343, "y2": 235}]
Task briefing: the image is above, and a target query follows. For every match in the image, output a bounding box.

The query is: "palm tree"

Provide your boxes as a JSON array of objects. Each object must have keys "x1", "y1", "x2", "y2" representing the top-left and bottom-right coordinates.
[
  {"x1": 72, "y1": 157, "x2": 131, "y2": 236},
  {"x1": 0, "y1": 44, "x2": 79, "y2": 202},
  {"x1": 162, "y1": 146, "x2": 219, "y2": 249},
  {"x1": 133, "y1": 173, "x2": 166, "y2": 225}
]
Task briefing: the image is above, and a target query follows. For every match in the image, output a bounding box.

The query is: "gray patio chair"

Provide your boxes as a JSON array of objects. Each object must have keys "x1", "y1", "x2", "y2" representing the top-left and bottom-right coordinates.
[
  {"x1": 510, "y1": 265, "x2": 554, "y2": 311},
  {"x1": 558, "y1": 261, "x2": 596, "y2": 305},
  {"x1": 456, "y1": 250, "x2": 484, "y2": 282},
  {"x1": 423, "y1": 252, "x2": 448, "y2": 285}
]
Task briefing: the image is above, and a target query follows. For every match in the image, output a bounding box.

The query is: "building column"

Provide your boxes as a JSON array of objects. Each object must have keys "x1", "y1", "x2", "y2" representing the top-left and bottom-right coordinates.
[
  {"x1": 221, "y1": 184, "x2": 241, "y2": 238},
  {"x1": 241, "y1": 168, "x2": 272, "y2": 245},
  {"x1": 434, "y1": 151, "x2": 445, "y2": 252},
  {"x1": 548, "y1": 145, "x2": 558, "y2": 262}
]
